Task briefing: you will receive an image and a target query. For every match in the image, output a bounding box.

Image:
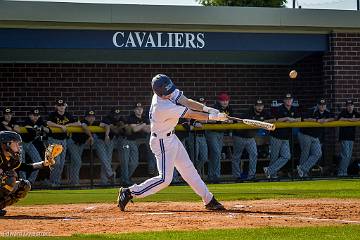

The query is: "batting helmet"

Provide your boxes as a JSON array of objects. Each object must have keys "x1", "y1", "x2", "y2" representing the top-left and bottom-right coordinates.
[
  {"x1": 0, "y1": 131, "x2": 22, "y2": 144},
  {"x1": 151, "y1": 74, "x2": 176, "y2": 97}
]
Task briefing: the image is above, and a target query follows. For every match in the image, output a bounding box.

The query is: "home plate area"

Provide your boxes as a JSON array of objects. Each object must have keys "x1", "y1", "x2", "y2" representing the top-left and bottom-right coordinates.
[{"x1": 1, "y1": 199, "x2": 360, "y2": 236}]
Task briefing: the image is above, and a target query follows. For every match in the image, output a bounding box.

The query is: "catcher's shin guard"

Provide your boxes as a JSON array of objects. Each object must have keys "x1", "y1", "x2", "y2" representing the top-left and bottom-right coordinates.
[
  {"x1": 14, "y1": 180, "x2": 31, "y2": 199},
  {"x1": 0, "y1": 180, "x2": 31, "y2": 210},
  {"x1": 117, "y1": 187, "x2": 133, "y2": 211},
  {"x1": 0, "y1": 195, "x2": 17, "y2": 210}
]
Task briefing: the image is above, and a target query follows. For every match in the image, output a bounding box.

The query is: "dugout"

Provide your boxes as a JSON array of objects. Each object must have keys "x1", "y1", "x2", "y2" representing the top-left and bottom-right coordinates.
[{"x1": 0, "y1": 1, "x2": 360, "y2": 183}]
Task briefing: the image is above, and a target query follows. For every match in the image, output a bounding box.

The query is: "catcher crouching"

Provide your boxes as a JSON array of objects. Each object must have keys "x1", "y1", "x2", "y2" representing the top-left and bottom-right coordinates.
[{"x1": 0, "y1": 131, "x2": 62, "y2": 216}]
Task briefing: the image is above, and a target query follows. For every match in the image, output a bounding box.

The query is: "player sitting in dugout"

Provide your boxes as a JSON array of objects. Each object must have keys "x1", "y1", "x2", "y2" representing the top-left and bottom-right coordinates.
[{"x1": 0, "y1": 131, "x2": 60, "y2": 216}]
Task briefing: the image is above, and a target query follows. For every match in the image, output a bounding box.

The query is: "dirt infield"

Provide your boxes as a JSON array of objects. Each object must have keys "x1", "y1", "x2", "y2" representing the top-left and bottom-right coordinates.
[{"x1": 1, "y1": 199, "x2": 360, "y2": 236}]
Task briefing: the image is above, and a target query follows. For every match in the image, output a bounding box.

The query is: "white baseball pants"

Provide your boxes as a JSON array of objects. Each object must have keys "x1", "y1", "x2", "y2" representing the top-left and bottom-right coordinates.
[{"x1": 129, "y1": 134, "x2": 213, "y2": 205}]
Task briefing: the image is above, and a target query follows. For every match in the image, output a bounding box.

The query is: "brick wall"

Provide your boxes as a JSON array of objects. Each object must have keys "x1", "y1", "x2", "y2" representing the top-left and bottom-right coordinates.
[
  {"x1": 0, "y1": 54, "x2": 323, "y2": 120},
  {"x1": 323, "y1": 32, "x2": 360, "y2": 166},
  {"x1": 2, "y1": 48, "x2": 359, "y2": 173}
]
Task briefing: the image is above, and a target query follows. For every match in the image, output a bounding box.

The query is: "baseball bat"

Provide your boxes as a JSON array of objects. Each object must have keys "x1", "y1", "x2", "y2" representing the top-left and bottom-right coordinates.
[{"x1": 228, "y1": 116, "x2": 276, "y2": 131}]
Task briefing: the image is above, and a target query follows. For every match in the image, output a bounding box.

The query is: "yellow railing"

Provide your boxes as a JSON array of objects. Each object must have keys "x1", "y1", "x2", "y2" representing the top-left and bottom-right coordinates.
[
  {"x1": 15, "y1": 121, "x2": 360, "y2": 134},
  {"x1": 179, "y1": 121, "x2": 360, "y2": 131}
]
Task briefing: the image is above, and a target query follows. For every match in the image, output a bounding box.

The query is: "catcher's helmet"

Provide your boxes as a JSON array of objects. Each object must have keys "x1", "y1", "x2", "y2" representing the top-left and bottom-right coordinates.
[
  {"x1": 0, "y1": 131, "x2": 22, "y2": 163},
  {"x1": 0, "y1": 131, "x2": 22, "y2": 143},
  {"x1": 151, "y1": 74, "x2": 176, "y2": 97}
]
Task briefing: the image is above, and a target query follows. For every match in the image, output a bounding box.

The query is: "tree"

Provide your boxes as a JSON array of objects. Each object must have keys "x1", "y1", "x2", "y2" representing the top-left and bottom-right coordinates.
[{"x1": 197, "y1": 0, "x2": 287, "y2": 7}]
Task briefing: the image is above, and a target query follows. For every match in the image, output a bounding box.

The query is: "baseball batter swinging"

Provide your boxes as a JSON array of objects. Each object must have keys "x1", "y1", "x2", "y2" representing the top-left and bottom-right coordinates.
[{"x1": 117, "y1": 74, "x2": 228, "y2": 211}]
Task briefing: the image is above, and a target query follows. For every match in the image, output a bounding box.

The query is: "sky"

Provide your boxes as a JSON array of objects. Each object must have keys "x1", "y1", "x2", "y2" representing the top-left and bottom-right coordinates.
[{"x1": 13, "y1": 0, "x2": 359, "y2": 10}]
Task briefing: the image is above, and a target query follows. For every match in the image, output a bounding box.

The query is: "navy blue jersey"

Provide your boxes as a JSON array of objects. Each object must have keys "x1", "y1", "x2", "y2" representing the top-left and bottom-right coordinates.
[
  {"x1": 338, "y1": 109, "x2": 360, "y2": 141},
  {"x1": 47, "y1": 111, "x2": 77, "y2": 140},
  {"x1": 270, "y1": 105, "x2": 300, "y2": 140},
  {"x1": 126, "y1": 113, "x2": 150, "y2": 141},
  {"x1": 0, "y1": 117, "x2": 18, "y2": 131},
  {"x1": 21, "y1": 117, "x2": 48, "y2": 143},
  {"x1": 233, "y1": 108, "x2": 271, "y2": 138},
  {"x1": 300, "y1": 109, "x2": 334, "y2": 140}
]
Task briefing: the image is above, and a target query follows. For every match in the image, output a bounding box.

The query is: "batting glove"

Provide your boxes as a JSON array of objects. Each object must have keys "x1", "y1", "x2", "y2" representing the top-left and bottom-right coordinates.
[
  {"x1": 209, "y1": 113, "x2": 228, "y2": 121},
  {"x1": 203, "y1": 106, "x2": 220, "y2": 114}
]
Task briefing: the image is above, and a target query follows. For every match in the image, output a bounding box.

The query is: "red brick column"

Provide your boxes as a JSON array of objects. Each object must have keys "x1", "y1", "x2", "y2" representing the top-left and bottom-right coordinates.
[{"x1": 323, "y1": 32, "x2": 360, "y2": 169}]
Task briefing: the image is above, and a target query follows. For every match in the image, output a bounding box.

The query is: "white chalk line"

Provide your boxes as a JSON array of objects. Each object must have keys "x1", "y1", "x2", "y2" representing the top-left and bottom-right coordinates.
[{"x1": 231, "y1": 213, "x2": 360, "y2": 224}]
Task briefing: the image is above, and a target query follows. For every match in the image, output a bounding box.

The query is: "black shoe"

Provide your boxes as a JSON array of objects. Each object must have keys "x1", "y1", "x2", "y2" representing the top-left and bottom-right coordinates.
[
  {"x1": 117, "y1": 188, "x2": 133, "y2": 211},
  {"x1": 205, "y1": 197, "x2": 225, "y2": 211},
  {"x1": 0, "y1": 209, "x2": 7, "y2": 216},
  {"x1": 246, "y1": 176, "x2": 257, "y2": 181}
]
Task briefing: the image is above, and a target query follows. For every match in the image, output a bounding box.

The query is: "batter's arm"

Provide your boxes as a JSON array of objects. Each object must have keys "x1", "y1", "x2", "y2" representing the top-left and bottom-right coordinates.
[
  {"x1": 183, "y1": 109, "x2": 227, "y2": 122},
  {"x1": 183, "y1": 110, "x2": 209, "y2": 121},
  {"x1": 177, "y1": 94, "x2": 218, "y2": 113},
  {"x1": 177, "y1": 95, "x2": 204, "y2": 112}
]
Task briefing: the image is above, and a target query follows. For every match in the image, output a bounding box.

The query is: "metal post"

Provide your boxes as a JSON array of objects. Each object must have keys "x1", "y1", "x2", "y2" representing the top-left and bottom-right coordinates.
[
  {"x1": 193, "y1": 130, "x2": 198, "y2": 176},
  {"x1": 89, "y1": 145, "x2": 94, "y2": 188},
  {"x1": 290, "y1": 131, "x2": 295, "y2": 181},
  {"x1": 293, "y1": 0, "x2": 296, "y2": 8},
  {"x1": 357, "y1": 0, "x2": 359, "y2": 11}
]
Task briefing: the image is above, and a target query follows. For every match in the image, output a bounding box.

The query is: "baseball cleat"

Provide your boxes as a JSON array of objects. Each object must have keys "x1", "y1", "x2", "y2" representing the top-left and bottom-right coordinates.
[
  {"x1": 297, "y1": 165, "x2": 305, "y2": 178},
  {"x1": 117, "y1": 187, "x2": 133, "y2": 211},
  {"x1": 263, "y1": 167, "x2": 271, "y2": 179},
  {"x1": 205, "y1": 197, "x2": 225, "y2": 211},
  {"x1": 0, "y1": 209, "x2": 7, "y2": 216}
]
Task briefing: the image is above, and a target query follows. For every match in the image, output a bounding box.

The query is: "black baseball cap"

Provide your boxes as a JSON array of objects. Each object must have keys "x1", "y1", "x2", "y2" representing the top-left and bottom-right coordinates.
[
  {"x1": 346, "y1": 99, "x2": 354, "y2": 105},
  {"x1": 55, "y1": 99, "x2": 67, "y2": 106},
  {"x1": 318, "y1": 99, "x2": 326, "y2": 105},
  {"x1": 284, "y1": 93, "x2": 293, "y2": 99},
  {"x1": 3, "y1": 108, "x2": 12, "y2": 114},
  {"x1": 29, "y1": 108, "x2": 40, "y2": 115},
  {"x1": 134, "y1": 102, "x2": 143, "y2": 108},
  {"x1": 255, "y1": 99, "x2": 264, "y2": 106},
  {"x1": 111, "y1": 107, "x2": 121, "y2": 115},
  {"x1": 198, "y1": 97, "x2": 206, "y2": 103},
  {"x1": 85, "y1": 110, "x2": 95, "y2": 116}
]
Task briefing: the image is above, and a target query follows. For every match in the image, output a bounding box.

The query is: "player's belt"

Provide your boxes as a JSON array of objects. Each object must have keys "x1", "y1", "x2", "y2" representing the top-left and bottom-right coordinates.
[{"x1": 152, "y1": 130, "x2": 175, "y2": 138}]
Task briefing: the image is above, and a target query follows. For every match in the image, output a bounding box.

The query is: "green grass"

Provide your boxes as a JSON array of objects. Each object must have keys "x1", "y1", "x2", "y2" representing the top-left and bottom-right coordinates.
[
  {"x1": 5, "y1": 180, "x2": 360, "y2": 240},
  {"x1": 3, "y1": 225, "x2": 360, "y2": 240},
  {"x1": 18, "y1": 179, "x2": 360, "y2": 206}
]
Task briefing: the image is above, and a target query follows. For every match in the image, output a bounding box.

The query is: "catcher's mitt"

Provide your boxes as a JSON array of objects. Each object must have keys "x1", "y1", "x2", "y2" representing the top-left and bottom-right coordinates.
[{"x1": 43, "y1": 144, "x2": 63, "y2": 169}]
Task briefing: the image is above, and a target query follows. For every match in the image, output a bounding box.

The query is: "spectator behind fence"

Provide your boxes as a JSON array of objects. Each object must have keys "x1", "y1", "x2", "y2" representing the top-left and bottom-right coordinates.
[
  {"x1": 1, "y1": 108, "x2": 21, "y2": 133},
  {"x1": 96, "y1": 107, "x2": 124, "y2": 184},
  {"x1": 46, "y1": 99, "x2": 81, "y2": 187},
  {"x1": 206, "y1": 92, "x2": 233, "y2": 184},
  {"x1": 232, "y1": 99, "x2": 271, "y2": 181},
  {"x1": 122, "y1": 103, "x2": 150, "y2": 186},
  {"x1": 188, "y1": 97, "x2": 209, "y2": 176},
  {"x1": 337, "y1": 100, "x2": 360, "y2": 176},
  {"x1": 19, "y1": 108, "x2": 50, "y2": 184},
  {"x1": 68, "y1": 110, "x2": 116, "y2": 185},
  {"x1": 297, "y1": 99, "x2": 335, "y2": 178},
  {"x1": 104, "y1": 107, "x2": 130, "y2": 185},
  {"x1": 264, "y1": 93, "x2": 301, "y2": 179}
]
